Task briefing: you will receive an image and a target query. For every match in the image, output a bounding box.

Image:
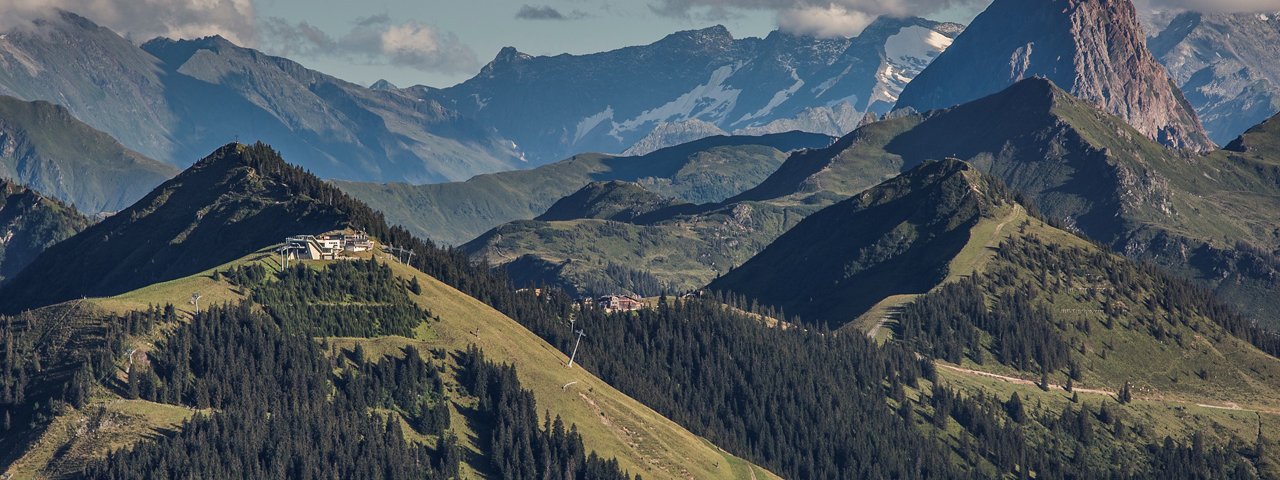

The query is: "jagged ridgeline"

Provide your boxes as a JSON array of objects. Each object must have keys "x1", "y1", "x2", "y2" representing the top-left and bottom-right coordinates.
[
  {"x1": 895, "y1": 0, "x2": 1214, "y2": 151},
  {"x1": 0, "y1": 142, "x2": 486, "y2": 314}
]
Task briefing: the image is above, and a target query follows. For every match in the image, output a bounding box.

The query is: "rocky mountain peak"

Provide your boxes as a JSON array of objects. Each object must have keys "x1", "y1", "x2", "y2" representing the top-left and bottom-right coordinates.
[
  {"x1": 662, "y1": 24, "x2": 734, "y2": 45},
  {"x1": 896, "y1": 0, "x2": 1215, "y2": 152},
  {"x1": 369, "y1": 79, "x2": 398, "y2": 91},
  {"x1": 859, "y1": 16, "x2": 957, "y2": 39}
]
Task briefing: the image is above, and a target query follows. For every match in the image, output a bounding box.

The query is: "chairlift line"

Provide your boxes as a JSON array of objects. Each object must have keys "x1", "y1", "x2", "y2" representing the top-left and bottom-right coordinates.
[{"x1": 567, "y1": 329, "x2": 586, "y2": 368}]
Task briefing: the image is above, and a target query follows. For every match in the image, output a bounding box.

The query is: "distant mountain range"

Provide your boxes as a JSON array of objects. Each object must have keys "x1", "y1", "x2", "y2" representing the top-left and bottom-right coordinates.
[
  {"x1": 466, "y1": 77, "x2": 1280, "y2": 326},
  {"x1": 0, "y1": 11, "x2": 521, "y2": 183},
  {"x1": 419, "y1": 16, "x2": 962, "y2": 164},
  {"x1": 1149, "y1": 11, "x2": 1280, "y2": 145},
  {"x1": 897, "y1": 0, "x2": 1215, "y2": 152},
  {"x1": 5, "y1": 5, "x2": 1280, "y2": 195},
  {"x1": 0, "y1": 95, "x2": 175, "y2": 214},
  {"x1": 0, "y1": 11, "x2": 966, "y2": 185},
  {"x1": 337, "y1": 132, "x2": 833, "y2": 245}
]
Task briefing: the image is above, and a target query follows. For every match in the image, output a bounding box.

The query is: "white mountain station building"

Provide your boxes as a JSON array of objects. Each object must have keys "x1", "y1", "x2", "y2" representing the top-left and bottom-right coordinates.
[{"x1": 282, "y1": 231, "x2": 375, "y2": 261}]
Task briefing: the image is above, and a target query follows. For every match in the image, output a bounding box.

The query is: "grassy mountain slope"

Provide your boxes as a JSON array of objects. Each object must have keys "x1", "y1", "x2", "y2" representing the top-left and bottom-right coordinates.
[
  {"x1": 699, "y1": 156, "x2": 1280, "y2": 476},
  {"x1": 4, "y1": 247, "x2": 774, "y2": 480},
  {"x1": 464, "y1": 200, "x2": 816, "y2": 297},
  {"x1": 0, "y1": 96, "x2": 175, "y2": 214},
  {"x1": 336, "y1": 132, "x2": 833, "y2": 245},
  {"x1": 0, "y1": 143, "x2": 353, "y2": 313},
  {"x1": 734, "y1": 77, "x2": 1280, "y2": 327},
  {"x1": 925, "y1": 218, "x2": 1280, "y2": 408},
  {"x1": 0, "y1": 179, "x2": 89, "y2": 282},
  {"x1": 0, "y1": 141, "x2": 772, "y2": 478},
  {"x1": 536, "y1": 181, "x2": 689, "y2": 222},
  {"x1": 386, "y1": 258, "x2": 776, "y2": 479},
  {"x1": 709, "y1": 159, "x2": 1015, "y2": 328},
  {"x1": 741, "y1": 155, "x2": 1280, "y2": 410}
]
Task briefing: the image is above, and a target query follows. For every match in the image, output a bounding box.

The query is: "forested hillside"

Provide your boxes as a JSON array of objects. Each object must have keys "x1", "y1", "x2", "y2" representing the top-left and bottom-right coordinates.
[
  {"x1": 495, "y1": 158, "x2": 1280, "y2": 479},
  {"x1": 727, "y1": 77, "x2": 1280, "y2": 328},
  {"x1": 4, "y1": 258, "x2": 641, "y2": 479}
]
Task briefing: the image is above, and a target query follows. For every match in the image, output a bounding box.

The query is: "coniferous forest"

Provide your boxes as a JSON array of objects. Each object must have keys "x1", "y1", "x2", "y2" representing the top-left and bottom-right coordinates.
[
  {"x1": 75, "y1": 257, "x2": 635, "y2": 479},
  {"x1": 504, "y1": 289, "x2": 1269, "y2": 479},
  {"x1": 14, "y1": 0, "x2": 1280, "y2": 476}
]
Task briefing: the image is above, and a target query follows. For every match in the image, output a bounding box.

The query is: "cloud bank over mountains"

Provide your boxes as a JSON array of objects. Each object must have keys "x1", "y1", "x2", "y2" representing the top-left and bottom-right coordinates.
[
  {"x1": 262, "y1": 14, "x2": 480, "y2": 74},
  {"x1": 650, "y1": 0, "x2": 981, "y2": 37},
  {"x1": 0, "y1": 0, "x2": 256, "y2": 44},
  {"x1": 0, "y1": 0, "x2": 479, "y2": 74},
  {"x1": 1136, "y1": 0, "x2": 1280, "y2": 12},
  {"x1": 3, "y1": 0, "x2": 1279, "y2": 74},
  {"x1": 652, "y1": 0, "x2": 1280, "y2": 38}
]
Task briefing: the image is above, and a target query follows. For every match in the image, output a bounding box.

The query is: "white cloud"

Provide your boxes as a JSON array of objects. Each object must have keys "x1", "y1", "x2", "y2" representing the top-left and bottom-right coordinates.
[
  {"x1": 653, "y1": 0, "x2": 1280, "y2": 37},
  {"x1": 1139, "y1": 0, "x2": 1280, "y2": 12},
  {"x1": 0, "y1": 0, "x2": 256, "y2": 45},
  {"x1": 777, "y1": 5, "x2": 875, "y2": 38},
  {"x1": 263, "y1": 15, "x2": 479, "y2": 74},
  {"x1": 651, "y1": 0, "x2": 982, "y2": 36},
  {"x1": 516, "y1": 4, "x2": 590, "y2": 20},
  {"x1": 652, "y1": 0, "x2": 981, "y2": 20}
]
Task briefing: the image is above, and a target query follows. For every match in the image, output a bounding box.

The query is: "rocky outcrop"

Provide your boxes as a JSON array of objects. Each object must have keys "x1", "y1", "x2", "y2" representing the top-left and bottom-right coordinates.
[{"x1": 896, "y1": 0, "x2": 1215, "y2": 152}]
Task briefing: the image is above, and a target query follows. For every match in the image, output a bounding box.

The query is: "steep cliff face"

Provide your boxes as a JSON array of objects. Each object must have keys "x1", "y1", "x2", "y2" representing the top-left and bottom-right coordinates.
[{"x1": 897, "y1": 0, "x2": 1214, "y2": 152}]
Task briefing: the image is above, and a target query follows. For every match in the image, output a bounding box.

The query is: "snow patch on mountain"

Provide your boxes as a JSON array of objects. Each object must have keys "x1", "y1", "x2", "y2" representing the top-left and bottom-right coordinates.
[
  {"x1": 622, "y1": 119, "x2": 728, "y2": 156},
  {"x1": 739, "y1": 69, "x2": 806, "y2": 124},
  {"x1": 884, "y1": 26, "x2": 953, "y2": 69},
  {"x1": 811, "y1": 63, "x2": 853, "y2": 98},
  {"x1": 611, "y1": 64, "x2": 743, "y2": 136},
  {"x1": 575, "y1": 107, "x2": 615, "y2": 144}
]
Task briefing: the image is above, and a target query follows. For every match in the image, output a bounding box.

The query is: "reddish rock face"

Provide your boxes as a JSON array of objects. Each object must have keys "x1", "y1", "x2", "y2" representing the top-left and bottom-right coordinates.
[{"x1": 897, "y1": 0, "x2": 1216, "y2": 152}]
